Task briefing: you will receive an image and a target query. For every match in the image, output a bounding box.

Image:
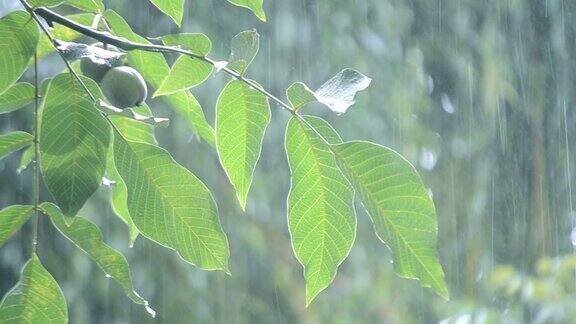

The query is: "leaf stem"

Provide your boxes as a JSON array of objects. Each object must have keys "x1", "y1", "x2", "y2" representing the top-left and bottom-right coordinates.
[
  {"x1": 20, "y1": 1, "x2": 334, "y2": 151},
  {"x1": 32, "y1": 51, "x2": 40, "y2": 254},
  {"x1": 30, "y1": 5, "x2": 294, "y2": 113}
]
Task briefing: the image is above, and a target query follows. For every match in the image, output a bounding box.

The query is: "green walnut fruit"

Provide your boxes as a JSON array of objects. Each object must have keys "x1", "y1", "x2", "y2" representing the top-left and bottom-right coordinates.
[
  {"x1": 101, "y1": 66, "x2": 148, "y2": 109},
  {"x1": 80, "y1": 44, "x2": 123, "y2": 83}
]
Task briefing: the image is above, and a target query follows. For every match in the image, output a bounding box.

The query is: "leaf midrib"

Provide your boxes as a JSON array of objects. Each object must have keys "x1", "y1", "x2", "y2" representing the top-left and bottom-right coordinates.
[
  {"x1": 294, "y1": 118, "x2": 330, "y2": 279},
  {"x1": 334, "y1": 146, "x2": 443, "y2": 290},
  {"x1": 120, "y1": 136, "x2": 226, "y2": 270}
]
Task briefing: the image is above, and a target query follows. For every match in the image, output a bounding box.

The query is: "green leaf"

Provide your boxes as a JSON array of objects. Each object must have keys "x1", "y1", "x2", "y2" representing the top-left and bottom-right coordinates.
[
  {"x1": 0, "y1": 83, "x2": 35, "y2": 115},
  {"x1": 0, "y1": 254, "x2": 68, "y2": 324},
  {"x1": 105, "y1": 10, "x2": 214, "y2": 146},
  {"x1": 227, "y1": 0, "x2": 266, "y2": 21},
  {"x1": 107, "y1": 105, "x2": 158, "y2": 245},
  {"x1": 0, "y1": 131, "x2": 33, "y2": 160},
  {"x1": 216, "y1": 80, "x2": 270, "y2": 210},
  {"x1": 228, "y1": 29, "x2": 259, "y2": 75},
  {"x1": 149, "y1": 0, "x2": 184, "y2": 26},
  {"x1": 17, "y1": 145, "x2": 35, "y2": 174},
  {"x1": 0, "y1": 205, "x2": 34, "y2": 248},
  {"x1": 109, "y1": 105, "x2": 157, "y2": 144},
  {"x1": 40, "y1": 73, "x2": 110, "y2": 219},
  {"x1": 153, "y1": 33, "x2": 214, "y2": 97},
  {"x1": 106, "y1": 152, "x2": 140, "y2": 245},
  {"x1": 65, "y1": 0, "x2": 105, "y2": 13},
  {"x1": 332, "y1": 141, "x2": 449, "y2": 299},
  {"x1": 113, "y1": 130, "x2": 230, "y2": 271},
  {"x1": 286, "y1": 69, "x2": 372, "y2": 114},
  {"x1": 28, "y1": 0, "x2": 65, "y2": 7},
  {"x1": 161, "y1": 33, "x2": 212, "y2": 56},
  {"x1": 37, "y1": 14, "x2": 95, "y2": 60},
  {"x1": 285, "y1": 115, "x2": 356, "y2": 305},
  {"x1": 286, "y1": 82, "x2": 316, "y2": 111},
  {"x1": 41, "y1": 202, "x2": 155, "y2": 317},
  {"x1": 0, "y1": 11, "x2": 39, "y2": 96},
  {"x1": 153, "y1": 56, "x2": 213, "y2": 97},
  {"x1": 165, "y1": 92, "x2": 215, "y2": 147}
]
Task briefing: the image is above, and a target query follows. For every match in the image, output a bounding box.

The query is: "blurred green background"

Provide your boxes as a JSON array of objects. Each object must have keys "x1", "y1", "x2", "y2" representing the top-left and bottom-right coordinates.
[{"x1": 1, "y1": 0, "x2": 576, "y2": 322}]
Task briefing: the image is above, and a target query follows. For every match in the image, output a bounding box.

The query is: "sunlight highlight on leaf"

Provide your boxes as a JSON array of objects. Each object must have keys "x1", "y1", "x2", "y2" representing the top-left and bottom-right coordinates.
[
  {"x1": 148, "y1": 0, "x2": 184, "y2": 26},
  {"x1": 113, "y1": 130, "x2": 230, "y2": 271},
  {"x1": 332, "y1": 141, "x2": 449, "y2": 299},
  {"x1": 227, "y1": 0, "x2": 267, "y2": 21},
  {"x1": 216, "y1": 80, "x2": 270, "y2": 210},
  {"x1": 42, "y1": 202, "x2": 154, "y2": 316},
  {"x1": 0, "y1": 254, "x2": 68, "y2": 323},
  {"x1": 285, "y1": 115, "x2": 356, "y2": 305}
]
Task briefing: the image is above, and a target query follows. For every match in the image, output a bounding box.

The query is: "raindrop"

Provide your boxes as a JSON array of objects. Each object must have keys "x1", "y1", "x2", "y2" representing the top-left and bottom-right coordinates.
[
  {"x1": 570, "y1": 224, "x2": 576, "y2": 247},
  {"x1": 102, "y1": 177, "x2": 115, "y2": 187},
  {"x1": 451, "y1": 138, "x2": 469, "y2": 159},
  {"x1": 427, "y1": 75, "x2": 434, "y2": 94},
  {"x1": 145, "y1": 302, "x2": 156, "y2": 318},
  {"x1": 441, "y1": 93, "x2": 455, "y2": 114},
  {"x1": 213, "y1": 61, "x2": 228, "y2": 72},
  {"x1": 419, "y1": 148, "x2": 437, "y2": 170}
]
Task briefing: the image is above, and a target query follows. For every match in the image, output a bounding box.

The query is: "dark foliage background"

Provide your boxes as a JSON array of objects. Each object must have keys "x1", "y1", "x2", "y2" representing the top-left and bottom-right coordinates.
[{"x1": 1, "y1": 0, "x2": 575, "y2": 322}]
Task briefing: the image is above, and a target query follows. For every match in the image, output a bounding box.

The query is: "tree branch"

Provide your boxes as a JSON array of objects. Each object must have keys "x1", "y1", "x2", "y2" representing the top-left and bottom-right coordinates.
[
  {"x1": 24, "y1": 2, "x2": 335, "y2": 150},
  {"x1": 32, "y1": 6, "x2": 295, "y2": 113}
]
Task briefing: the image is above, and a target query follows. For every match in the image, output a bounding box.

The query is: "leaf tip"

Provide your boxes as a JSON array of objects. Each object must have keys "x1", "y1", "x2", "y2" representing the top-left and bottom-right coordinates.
[
  {"x1": 436, "y1": 284, "x2": 450, "y2": 301},
  {"x1": 237, "y1": 194, "x2": 248, "y2": 212}
]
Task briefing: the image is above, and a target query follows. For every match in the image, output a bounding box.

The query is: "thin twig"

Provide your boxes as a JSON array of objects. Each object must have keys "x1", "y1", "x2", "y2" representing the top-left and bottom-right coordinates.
[
  {"x1": 32, "y1": 6, "x2": 294, "y2": 113},
  {"x1": 19, "y1": 0, "x2": 147, "y2": 151},
  {"x1": 31, "y1": 51, "x2": 40, "y2": 254},
  {"x1": 20, "y1": 1, "x2": 96, "y2": 101},
  {"x1": 23, "y1": 1, "x2": 335, "y2": 150}
]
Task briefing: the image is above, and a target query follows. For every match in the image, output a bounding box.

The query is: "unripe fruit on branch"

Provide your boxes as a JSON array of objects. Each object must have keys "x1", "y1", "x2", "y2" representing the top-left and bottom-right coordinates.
[
  {"x1": 80, "y1": 44, "x2": 123, "y2": 83},
  {"x1": 80, "y1": 57, "x2": 122, "y2": 83},
  {"x1": 101, "y1": 66, "x2": 148, "y2": 109}
]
